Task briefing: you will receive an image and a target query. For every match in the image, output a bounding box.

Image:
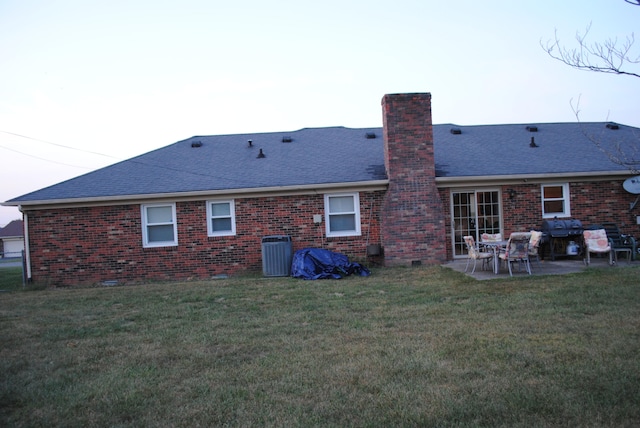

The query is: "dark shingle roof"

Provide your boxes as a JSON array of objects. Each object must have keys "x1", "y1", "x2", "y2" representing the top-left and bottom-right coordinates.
[
  {"x1": 0, "y1": 220, "x2": 23, "y2": 238},
  {"x1": 6, "y1": 127, "x2": 385, "y2": 203},
  {"x1": 4, "y1": 122, "x2": 639, "y2": 204},
  {"x1": 434, "y1": 122, "x2": 639, "y2": 177}
]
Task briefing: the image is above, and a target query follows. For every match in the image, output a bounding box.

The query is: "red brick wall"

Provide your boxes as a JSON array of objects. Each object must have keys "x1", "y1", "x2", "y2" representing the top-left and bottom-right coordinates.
[
  {"x1": 380, "y1": 93, "x2": 447, "y2": 266},
  {"x1": 439, "y1": 180, "x2": 640, "y2": 259},
  {"x1": 501, "y1": 180, "x2": 640, "y2": 236},
  {"x1": 26, "y1": 191, "x2": 384, "y2": 286}
]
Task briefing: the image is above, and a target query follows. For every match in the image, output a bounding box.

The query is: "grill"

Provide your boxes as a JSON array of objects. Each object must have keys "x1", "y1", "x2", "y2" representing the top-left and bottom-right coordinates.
[{"x1": 540, "y1": 218, "x2": 583, "y2": 260}]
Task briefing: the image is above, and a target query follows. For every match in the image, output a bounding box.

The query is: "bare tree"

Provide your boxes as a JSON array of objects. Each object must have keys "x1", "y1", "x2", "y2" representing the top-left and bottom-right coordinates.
[
  {"x1": 541, "y1": 23, "x2": 640, "y2": 79},
  {"x1": 571, "y1": 95, "x2": 640, "y2": 174},
  {"x1": 541, "y1": 1, "x2": 640, "y2": 175}
]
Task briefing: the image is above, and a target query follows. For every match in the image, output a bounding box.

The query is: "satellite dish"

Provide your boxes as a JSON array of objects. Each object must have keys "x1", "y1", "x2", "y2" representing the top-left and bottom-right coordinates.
[{"x1": 623, "y1": 175, "x2": 640, "y2": 195}]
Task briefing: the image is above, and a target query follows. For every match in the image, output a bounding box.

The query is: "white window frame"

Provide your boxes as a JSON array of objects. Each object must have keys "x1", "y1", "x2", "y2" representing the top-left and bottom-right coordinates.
[
  {"x1": 541, "y1": 183, "x2": 571, "y2": 218},
  {"x1": 141, "y1": 203, "x2": 178, "y2": 248},
  {"x1": 206, "y1": 199, "x2": 236, "y2": 237},
  {"x1": 324, "y1": 192, "x2": 361, "y2": 237}
]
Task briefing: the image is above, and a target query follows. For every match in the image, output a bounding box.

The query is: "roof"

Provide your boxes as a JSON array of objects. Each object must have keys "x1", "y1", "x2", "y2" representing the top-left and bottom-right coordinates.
[
  {"x1": 4, "y1": 122, "x2": 639, "y2": 206},
  {"x1": 0, "y1": 220, "x2": 23, "y2": 238},
  {"x1": 433, "y1": 122, "x2": 639, "y2": 178}
]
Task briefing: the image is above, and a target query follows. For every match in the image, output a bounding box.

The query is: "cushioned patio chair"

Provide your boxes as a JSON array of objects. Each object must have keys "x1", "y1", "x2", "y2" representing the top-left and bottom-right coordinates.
[
  {"x1": 463, "y1": 235, "x2": 494, "y2": 274},
  {"x1": 583, "y1": 229, "x2": 614, "y2": 266},
  {"x1": 481, "y1": 233, "x2": 503, "y2": 243},
  {"x1": 528, "y1": 230, "x2": 543, "y2": 268},
  {"x1": 499, "y1": 232, "x2": 532, "y2": 276}
]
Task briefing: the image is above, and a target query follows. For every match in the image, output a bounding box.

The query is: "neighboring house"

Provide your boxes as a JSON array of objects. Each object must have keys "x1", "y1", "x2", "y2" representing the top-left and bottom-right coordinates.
[
  {"x1": 0, "y1": 219, "x2": 24, "y2": 258},
  {"x1": 3, "y1": 93, "x2": 639, "y2": 286}
]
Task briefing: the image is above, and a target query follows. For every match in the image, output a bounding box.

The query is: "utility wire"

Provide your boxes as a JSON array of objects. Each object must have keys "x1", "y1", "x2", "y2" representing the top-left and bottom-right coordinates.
[
  {"x1": 0, "y1": 143, "x2": 92, "y2": 169},
  {"x1": 0, "y1": 130, "x2": 120, "y2": 159},
  {"x1": 0, "y1": 130, "x2": 259, "y2": 186}
]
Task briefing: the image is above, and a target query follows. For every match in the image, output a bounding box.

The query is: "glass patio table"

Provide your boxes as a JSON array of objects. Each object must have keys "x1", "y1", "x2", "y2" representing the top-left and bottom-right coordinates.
[{"x1": 480, "y1": 240, "x2": 509, "y2": 274}]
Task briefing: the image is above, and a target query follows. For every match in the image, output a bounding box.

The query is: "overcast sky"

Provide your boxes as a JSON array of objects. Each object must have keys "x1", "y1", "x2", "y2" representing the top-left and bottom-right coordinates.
[{"x1": 1, "y1": 0, "x2": 639, "y2": 226}]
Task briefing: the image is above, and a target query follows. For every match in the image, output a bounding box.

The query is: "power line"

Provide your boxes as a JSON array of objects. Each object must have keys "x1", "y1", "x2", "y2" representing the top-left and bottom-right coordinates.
[
  {"x1": 0, "y1": 143, "x2": 92, "y2": 169},
  {"x1": 0, "y1": 130, "x2": 258, "y2": 186},
  {"x1": 0, "y1": 130, "x2": 120, "y2": 159}
]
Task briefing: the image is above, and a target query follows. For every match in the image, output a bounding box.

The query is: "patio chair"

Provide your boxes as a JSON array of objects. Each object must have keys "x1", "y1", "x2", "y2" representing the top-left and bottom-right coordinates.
[
  {"x1": 583, "y1": 229, "x2": 614, "y2": 266},
  {"x1": 463, "y1": 235, "x2": 494, "y2": 274},
  {"x1": 601, "y1": 222, "x2": 636, "y2": 262},
  {"x1": 528, "y1": 230, "x2": 543, "y2": 268},
  {"x1": 499, "y1": 232, "x2": 532, "y2": 276},
  {"x1": 481, "y1": 233, "x2": 503, "y2": 243},
  {"x1": 480, "y1": 233, "x2": 504, "y2": 256}
]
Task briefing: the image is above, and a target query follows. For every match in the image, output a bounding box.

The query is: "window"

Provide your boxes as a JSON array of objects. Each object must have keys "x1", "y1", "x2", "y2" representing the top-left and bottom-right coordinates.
[
  {"x1": 541, "y1": 183, "x2": 571, "y2": 218},
  {"x1": 324, "y1": 193, "x2": 361, "y2": 237},
  {"x1": 207, "y1": 200, "x2": 236, "y2": 236},
  {"x1": 141, "y1": 203, "x2": 177, "y2": 247}
]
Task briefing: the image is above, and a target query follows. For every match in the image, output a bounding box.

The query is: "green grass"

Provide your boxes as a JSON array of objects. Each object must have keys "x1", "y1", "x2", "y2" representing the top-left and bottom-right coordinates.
[
  {"x1": 1, "y1": 265, "x2": 639, "y2": 427},
  {"x1": 0, "y1": 266, "x2": 23, "y2": 291}
]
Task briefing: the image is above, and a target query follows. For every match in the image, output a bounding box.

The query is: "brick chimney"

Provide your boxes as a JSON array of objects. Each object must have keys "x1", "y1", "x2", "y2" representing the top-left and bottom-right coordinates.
[{"x1": 380, "y1": 93, "x2": 447, "y2": 266}]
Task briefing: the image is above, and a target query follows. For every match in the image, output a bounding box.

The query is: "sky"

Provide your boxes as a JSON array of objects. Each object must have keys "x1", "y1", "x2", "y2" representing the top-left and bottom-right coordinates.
[{"x1": 1, "y1": 0, "x2": 639, "y2": 227}]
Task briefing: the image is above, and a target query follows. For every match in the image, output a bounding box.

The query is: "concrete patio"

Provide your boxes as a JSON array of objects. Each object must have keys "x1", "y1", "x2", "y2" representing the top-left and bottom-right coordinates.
[{"x1": 443, "y1": 254, "x2": 636, "y2": 280}]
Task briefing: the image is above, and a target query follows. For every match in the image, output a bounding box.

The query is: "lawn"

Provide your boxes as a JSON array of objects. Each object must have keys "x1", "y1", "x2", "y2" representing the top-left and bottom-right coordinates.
[
  {"x1": 1, "y1": 265, "x2": 639, "y2": 427},
  {"x1": 0, "y1": 266, "x2": 24, "y2": 292}
]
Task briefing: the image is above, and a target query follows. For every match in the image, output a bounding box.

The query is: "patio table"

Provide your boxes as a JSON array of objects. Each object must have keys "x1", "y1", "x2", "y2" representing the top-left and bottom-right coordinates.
[{"x1": 480, "y1": 240, "x2": 508, "y2": 274}]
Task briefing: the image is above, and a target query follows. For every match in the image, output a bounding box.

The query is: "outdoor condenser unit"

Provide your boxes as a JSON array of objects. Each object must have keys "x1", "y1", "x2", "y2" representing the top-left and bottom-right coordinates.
[{"x1": 261, "y1": 235, "x2": 293, "y2": 277}]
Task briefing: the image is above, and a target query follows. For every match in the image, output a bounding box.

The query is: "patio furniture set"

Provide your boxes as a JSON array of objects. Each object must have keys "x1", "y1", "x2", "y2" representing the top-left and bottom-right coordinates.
[{"x1": 463, "y1": 223, "x2": 636, "y2": 277}]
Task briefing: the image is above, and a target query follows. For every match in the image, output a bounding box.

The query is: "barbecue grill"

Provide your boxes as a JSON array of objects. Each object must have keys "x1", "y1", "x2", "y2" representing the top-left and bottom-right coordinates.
[{"x1": 540, "y1": 218, "x2": 584, "y2": 260}]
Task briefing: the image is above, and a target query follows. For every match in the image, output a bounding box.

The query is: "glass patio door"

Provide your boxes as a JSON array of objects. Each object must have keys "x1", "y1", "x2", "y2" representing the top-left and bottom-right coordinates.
[{"x1": 451, "y1": 190, "x2": 502, "y2": 257}]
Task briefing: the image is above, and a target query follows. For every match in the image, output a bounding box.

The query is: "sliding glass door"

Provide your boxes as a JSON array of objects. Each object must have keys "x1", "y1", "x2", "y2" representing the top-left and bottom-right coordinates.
[{"x1": 451, "y1": 190, "x2": 502, "y2": 257}]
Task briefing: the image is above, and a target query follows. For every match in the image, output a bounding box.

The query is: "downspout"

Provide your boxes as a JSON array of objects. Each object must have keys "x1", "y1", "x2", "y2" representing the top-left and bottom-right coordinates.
[{"x1": 20, "y1": 207, "x2": 32, "y2": 282}]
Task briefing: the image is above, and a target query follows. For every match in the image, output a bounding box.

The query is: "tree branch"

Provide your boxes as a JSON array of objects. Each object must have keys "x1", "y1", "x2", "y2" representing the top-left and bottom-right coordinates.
[
  {"x1": 541, "y1": 23, "x2": 640, "y2": 78},
  {"x1": 571, "y1": 95, "x2": 640, "y2": 174}
]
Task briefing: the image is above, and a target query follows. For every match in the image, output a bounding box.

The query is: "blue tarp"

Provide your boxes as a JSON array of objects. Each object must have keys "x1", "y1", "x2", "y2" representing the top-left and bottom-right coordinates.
[{"x1": 290, "y1": 248, "x2": 371, "y2": 280}]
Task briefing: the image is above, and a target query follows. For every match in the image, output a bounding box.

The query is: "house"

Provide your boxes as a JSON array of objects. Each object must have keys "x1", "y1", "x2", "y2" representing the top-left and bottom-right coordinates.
[
  {"x1": 3, "y1": 93, "x2": 639, "y2": 286},
  {"x1": 0, "y1": 219, "x2": 25, "y2": 258}
]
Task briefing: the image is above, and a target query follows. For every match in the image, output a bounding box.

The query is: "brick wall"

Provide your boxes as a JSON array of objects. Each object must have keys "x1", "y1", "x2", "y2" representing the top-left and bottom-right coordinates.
[
  {"x1": 380, "y1": 93, "x2": 447, "y2": 266},
  {"x1": 439, "y1": 180, "x2": 640, "y2": 260},
  {"x1": 26, "y1": 191, "x2": 384, "y2": 286}
]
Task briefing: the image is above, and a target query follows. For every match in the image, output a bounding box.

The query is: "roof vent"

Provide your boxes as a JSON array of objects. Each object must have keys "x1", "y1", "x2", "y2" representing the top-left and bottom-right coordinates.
[
  {"x1": 191, "y1": 141, "x2": 202, "y2": 148},
  {"x1": 606, "y1": 123, "x2": 619, "y2": 130},
  {"x1": 450, "y1": 128, "x2": 462, "y2": 135},
  {"x1": 248, "y1": 139, "x2": 253, "y2": 147},
  {"x1": 530, "y1": 136, "x2": 539, "y2": 148},
  {"x1": 526, "y1": 126, "x2": 538, "y2": 132},
  {"x1": 257, "y1": 148, "x2": 265, "y2": 158},
  {"x1": 365, "y1": 132, "x2": 376, "y2": 139},
  {"x1": 282, "y1": 136, "x2": 292, "y2": 143}
]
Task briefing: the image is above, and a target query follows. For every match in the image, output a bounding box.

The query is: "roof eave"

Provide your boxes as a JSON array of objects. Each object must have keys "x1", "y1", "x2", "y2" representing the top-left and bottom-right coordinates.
[
  {"x1": 436, "y1": 170, "x2": 633, "y2": 187},
  {"x1": 4, "y1": 180, "x2": 390, "y2": 210}
]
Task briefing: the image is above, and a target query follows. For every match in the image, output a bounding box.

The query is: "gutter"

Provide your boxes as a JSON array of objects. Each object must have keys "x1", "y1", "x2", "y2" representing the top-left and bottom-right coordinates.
[
  {"x1": 435, "y1": 171, "x2": 633, "y2": 187},
  {"x1": 22, "y1": 211, "x2": 31, "y2": 282}
]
